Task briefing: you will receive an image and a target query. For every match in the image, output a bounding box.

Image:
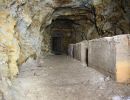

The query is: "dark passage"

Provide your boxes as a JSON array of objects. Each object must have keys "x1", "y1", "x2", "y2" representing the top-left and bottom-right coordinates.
[
  {"x1": 86, "y1": 48, "x2": 88, "y2": 66},
  {"x1": 47, "y1": 15, "x2": 88, "y2": 55},
  {"x1": 50, "y1": 18, "x2": 76, "y2": 55},
  {"x1": 52, "y1": 37, "x2": 62, "y2": 55}
]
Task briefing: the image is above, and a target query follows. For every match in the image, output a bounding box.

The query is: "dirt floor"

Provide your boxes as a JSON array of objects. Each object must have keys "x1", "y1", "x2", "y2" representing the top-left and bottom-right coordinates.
[{"x1": 10, "y1": 55, "x2": 130, "y2": 100}]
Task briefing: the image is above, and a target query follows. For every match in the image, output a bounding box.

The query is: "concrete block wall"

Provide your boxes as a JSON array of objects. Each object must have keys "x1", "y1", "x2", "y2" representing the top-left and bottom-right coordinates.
[
  {"x1": 68, "y1": 34, "x2": 130, "y2": 83},
  {"x1": 69, "y1": 41, "x2": 88, "y2": 66},
  {"x1": 88, "y1": 34, "x2": 130, "y2": 83},
  {"x1": 73, "y1": 43, "x2": 81, "y2": 61},
  {"x1": 73, "y1": 44, "x2": 76, "y2": 59},
  {"x1": 88, "y1": 37, "x2": 116, "y2": 79},
  {"x1": 80, "y1": 41, "x2": 88, "y2": 66},
  {"x1": 68, "y1": 44, "x2": 74, "y2": 58},
  {"x1": 115, "y1": 35, "x2": 130, "y2": 83}
]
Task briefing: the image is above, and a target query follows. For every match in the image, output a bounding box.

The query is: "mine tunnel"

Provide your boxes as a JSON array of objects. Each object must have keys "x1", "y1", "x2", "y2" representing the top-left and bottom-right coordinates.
[
  {"x1": 44, "y1": 10, "x2": 90, "y2": 55},
  {"x1": 51, "y1": 18, "x2": 75, "y2": 55},
  {"x1": 0, "y1": 0, "x2": 130, "y2": 100}
]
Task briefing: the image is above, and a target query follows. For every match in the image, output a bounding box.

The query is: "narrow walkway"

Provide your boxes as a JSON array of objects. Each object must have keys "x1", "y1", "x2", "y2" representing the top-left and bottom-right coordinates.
[{"x1": 11, "y1": 55, "x2": 130, "y2": 100}]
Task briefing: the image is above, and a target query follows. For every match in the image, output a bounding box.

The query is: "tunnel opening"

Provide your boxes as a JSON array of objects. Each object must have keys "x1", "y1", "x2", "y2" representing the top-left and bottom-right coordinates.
[
  {"x1": 52, "y1": 36, "x2": 62, "y2": 55},
  {"x1": 41, "y1": 7, "x2": 98, "y2": 56},
  {"x1": 43, "y1": 12, "x2": 90, "y2": 55},
  {"x1": 49, "y1": 18, "x2": 77, "y2": 55},
  {"x1": 86, "y1": 48, "x2": 88, "y2": 66}
]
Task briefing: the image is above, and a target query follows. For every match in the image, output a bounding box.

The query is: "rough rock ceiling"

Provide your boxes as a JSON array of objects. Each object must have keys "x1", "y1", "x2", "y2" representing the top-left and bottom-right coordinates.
[{"x1": 54, "y1": 0, "x2": 72, "y2": 4}]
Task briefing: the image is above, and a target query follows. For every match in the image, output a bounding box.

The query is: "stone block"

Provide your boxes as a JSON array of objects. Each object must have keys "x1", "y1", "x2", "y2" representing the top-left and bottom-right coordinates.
[
  {"x1": 80, "y1": 41, "x2": 88, "y2": 66},
  {"x1": 88, "y1": 34, "x2": 130, "y2": 83},
  {"x1": 72, "y1": 41, "x2": 88, "y2": 66},
  {"x1": 73, "y1": 44, "x2": 76, "y2": 59},
  {"x1": 88, "y1": 37, "x2": 116, "y2": 79},
  {"x1": 115, "y1": 35, "x2": 130, "y2": 83},
  {"x1": 68, "y1": 44, "x2": 74, "y2": 57},
  {"x1": 73, "y1": 43, "x2": 81, "y2": 61}
]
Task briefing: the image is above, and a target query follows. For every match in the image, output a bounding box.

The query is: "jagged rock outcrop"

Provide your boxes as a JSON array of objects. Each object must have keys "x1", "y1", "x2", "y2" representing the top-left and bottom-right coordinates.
[
  {"x1": 94, "y1": 0, "x2": 130, "y2": 36},
  {"x1": 0, "y1": 10, "x2": 20, "y2": 78},
  {"x1": 0, "y1": 10, "x2": 20, "y2": 100}
]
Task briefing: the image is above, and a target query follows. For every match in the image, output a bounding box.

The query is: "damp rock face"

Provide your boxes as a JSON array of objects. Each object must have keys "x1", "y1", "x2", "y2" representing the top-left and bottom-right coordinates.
[
  {"x1": 0, "y1": 10, "x2": 20, "y2": 100},
  {"x1": 0, "y1": 10, "x2": 20, "y2": 78}
]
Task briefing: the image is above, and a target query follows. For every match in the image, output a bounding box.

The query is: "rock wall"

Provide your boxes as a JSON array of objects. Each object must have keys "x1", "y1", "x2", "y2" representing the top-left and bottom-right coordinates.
[
  {"x1": 73, "y1": 0, "x2": 130, "y2": 40},
  {"x1": 0, "y1": 1, "x2": 54, "y2": 99},
  {"x1": 0, "y1": 0, "x2": 54, "y2": 78},
  {"x1": 0, "y1": 10, "x2": 20, "y2": 79},
  {"x1": 0, "y1": 10, "x2": 20, "y2": 100},
  {"x1": 94, "y1": 0, "x2": 130, "y2": 36}
]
